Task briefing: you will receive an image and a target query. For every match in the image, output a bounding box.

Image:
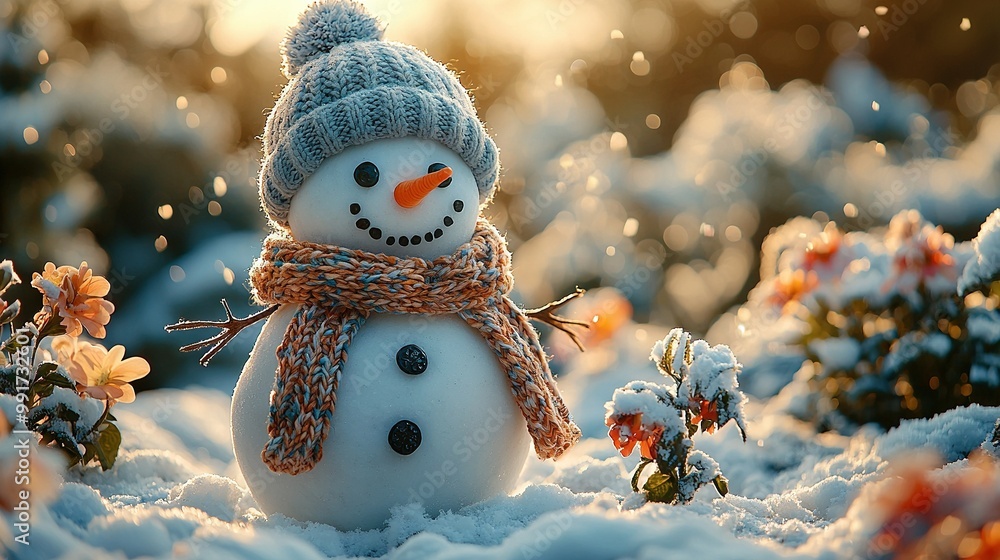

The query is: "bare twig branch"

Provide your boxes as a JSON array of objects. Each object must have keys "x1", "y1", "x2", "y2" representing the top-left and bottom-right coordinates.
[
  {"x1": 165, "y1": 300, "x2": 278, "y2": 366},
  {"x1": 525, "y1": 288, "x2": 589, "y2": 352}
]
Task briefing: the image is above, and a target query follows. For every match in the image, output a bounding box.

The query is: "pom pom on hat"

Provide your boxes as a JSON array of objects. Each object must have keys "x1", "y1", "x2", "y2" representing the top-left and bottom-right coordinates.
[
  {"x1": 281, "y1": 0, "x2": 384, "y2": 77},
  {"x1": 260, "y1": 0, "x2": 501, "y2": 228}
]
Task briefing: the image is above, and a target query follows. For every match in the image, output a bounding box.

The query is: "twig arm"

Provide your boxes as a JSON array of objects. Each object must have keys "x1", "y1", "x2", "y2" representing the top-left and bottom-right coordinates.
[
  {"x1": 525, "y1": 288, "x2": 590, "y2": 352},
  {"x1": 165, "y1": 300, "x2": 278, "y2": 366}
]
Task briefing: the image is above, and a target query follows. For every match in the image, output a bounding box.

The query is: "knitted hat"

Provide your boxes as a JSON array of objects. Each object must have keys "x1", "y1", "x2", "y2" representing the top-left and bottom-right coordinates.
[{"x1": 259, "y1": 0, "x2": 500, "y2": 229}]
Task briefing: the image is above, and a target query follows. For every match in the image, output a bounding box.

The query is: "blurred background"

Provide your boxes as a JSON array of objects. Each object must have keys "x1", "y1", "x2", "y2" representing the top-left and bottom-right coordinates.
[{"x1": 1, "y1": 0, "x2": 998, "y2": 392}]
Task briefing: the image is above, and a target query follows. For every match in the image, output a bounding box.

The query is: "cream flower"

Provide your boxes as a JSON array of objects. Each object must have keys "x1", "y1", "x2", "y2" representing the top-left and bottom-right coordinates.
[
  {"x1": 50, "y1": 334, "x2": 104, "y2": 383},
  {"x1": 69, "y1": 343, "x2": 150, "y2": 404}
]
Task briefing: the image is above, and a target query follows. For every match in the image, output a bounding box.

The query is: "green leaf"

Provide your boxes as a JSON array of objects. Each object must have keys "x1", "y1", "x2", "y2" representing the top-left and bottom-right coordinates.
[
  {"x1": 712, "y1": 474, "x2": 729, "y2": 497},
  {"x1": 631, "y1": 458, "x2": 653, "y2": 493},
  {"x1": 643, "y1": 471, "x2": 678, "y2": 504},
  {"x1": 35, "y1": 362, "x2": 59, "y2": 377},
  {"x1": 43, "y1": 373, "x2": 75, "y2": 389},
  {"x1": 81, "y1": 442, "x2": 98, "y2": 464},
  {"x1": 94, "y1": 422, "x2": 121, "y2": 471},
  {"x1": 55, "y1": 404, "x2": 80, "y2": 423},
  {"x1": 34, "y1": 383, "x2": 54, "y2": 399}
]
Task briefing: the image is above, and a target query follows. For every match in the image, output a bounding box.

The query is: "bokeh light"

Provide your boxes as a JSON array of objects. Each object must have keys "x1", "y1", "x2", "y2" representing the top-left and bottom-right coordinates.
[{"x1": 1, "y1": 0, "x2": 998, "y2": 394}]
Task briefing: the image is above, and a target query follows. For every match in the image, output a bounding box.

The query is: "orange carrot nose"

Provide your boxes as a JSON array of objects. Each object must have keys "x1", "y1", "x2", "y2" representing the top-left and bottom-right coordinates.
[{"x1": 394, "y1": 167, "x2": 452, "y2": 208}]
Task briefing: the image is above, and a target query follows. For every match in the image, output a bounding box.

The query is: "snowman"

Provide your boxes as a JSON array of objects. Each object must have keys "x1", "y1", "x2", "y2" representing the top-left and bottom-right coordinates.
[{"x1": 168, "y1": 0, "x2": 582, "y2": 530}]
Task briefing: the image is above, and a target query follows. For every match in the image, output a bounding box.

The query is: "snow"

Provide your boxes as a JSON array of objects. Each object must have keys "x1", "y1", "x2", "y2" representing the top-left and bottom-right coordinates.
[
  {"x1": 881, "y1": 331, "x2": 951, "y2": 376},
  {"x1": 958, "y1": 208, "x2": 1000, "y2": 295},
  {"x1": 5, "y1": 381, "x2": 997, "y2": 559},
  {"x1": 968, "y1": 308, "x2": 1000, "y2": 344},
  {"x1": 984, "y1": 420, "x2": 1000, "y2": 458},
  {"x1": 806, "y1": 338, "x2": 860, "y2": 373},
  {"x1": 604, "y1": 380, "x2": 679, "y2": 430}
]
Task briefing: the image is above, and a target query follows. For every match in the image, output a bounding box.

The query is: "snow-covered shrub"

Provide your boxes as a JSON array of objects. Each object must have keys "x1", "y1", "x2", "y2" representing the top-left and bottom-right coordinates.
[
  {"x1": 605, "y1": 329, "x2": 747, "y2": 504},
  {"x1": 738, "y1": 210, "x2": 1000, "y2": 429},
  {"x1": 865, "y1": 451, "x2": 1000, "y2": 559}
]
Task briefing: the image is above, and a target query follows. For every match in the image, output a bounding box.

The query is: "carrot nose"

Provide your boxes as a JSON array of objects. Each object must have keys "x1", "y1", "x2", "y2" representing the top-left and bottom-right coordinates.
[{"x1": 394, "y1": 167, "x2": 452, "y2": 208}]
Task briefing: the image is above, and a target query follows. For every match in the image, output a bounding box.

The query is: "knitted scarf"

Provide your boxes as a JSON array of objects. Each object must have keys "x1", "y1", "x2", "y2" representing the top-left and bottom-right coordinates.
[{"x1": 249, "y1": 218, "x2": 581, "y2": 475}]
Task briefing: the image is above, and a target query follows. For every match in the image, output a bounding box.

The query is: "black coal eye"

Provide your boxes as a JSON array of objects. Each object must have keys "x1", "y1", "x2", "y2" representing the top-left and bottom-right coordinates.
[
  {"x1": 354, "y1": 162, "x2": 379, "y2": 188},
  {"x1": 428, "y1": 163, "x2": 452, "y2": 188}
]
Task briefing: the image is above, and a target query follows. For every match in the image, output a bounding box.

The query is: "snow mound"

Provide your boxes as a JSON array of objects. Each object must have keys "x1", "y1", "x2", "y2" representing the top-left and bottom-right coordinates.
[{"x1": 4, "y1": 385, "x2": 998, "y2": 559}]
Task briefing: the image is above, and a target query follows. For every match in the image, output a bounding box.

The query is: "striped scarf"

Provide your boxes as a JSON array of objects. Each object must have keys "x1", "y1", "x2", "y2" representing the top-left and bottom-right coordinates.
[{"x1": 249, "y1": 218, "x2": 581, "y2": 475}]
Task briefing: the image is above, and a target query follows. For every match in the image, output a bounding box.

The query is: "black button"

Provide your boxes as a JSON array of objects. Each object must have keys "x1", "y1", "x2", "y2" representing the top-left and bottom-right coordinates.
[
  {"x1": 396, "y1": 344, "x2": 427, "y2": 375},
  {"x1": 388, "y1": 420, "x2": 421, "y2": 455}
]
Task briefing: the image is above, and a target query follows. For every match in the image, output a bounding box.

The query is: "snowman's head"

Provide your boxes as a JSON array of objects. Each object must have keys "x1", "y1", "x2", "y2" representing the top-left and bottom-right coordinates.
[
  {"x1": 259, "y1": 0, "x2": 500, "y2": 246},
  {"x1": 288, "y1": 137, "x2": 479, "y2": 258}
]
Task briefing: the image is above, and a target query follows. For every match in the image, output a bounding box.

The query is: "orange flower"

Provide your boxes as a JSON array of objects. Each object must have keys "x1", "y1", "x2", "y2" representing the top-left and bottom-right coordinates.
[
  {"x1": 68, "y1": 343, "x2": 149, "y2": 404},
  {"x1": 32, "y1": 261, "x2": 114, "y2": 338},
  {"x1": 893, "y1": 228, "x2": 955, "y2": 278},
  {"x1": 607, "y1": 413, "x2": 664, "y2": 460},
  {"x1": 768, "y1": 269, "x2": 819, "y2": 313},
  {"x1": 585, "y1": 290, "x2": 633, "y2": 347},
  {"x1": 690, "y1": 398, "x2": 719, "y2": 433},
  {"x1": 970, "y1": 521, "x2": 1000, "y2": 560},
  {"x1": 884, "y1": 211, "x2": 957, "y2": 293},
  {"x1": 803, "y1": 224, "x2": 843, "y2": 270}
]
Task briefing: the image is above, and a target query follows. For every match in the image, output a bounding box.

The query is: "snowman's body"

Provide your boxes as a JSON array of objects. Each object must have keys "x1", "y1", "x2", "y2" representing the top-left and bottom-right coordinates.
[{"x1": 231, "y1": 138, "x2": 532, "y2": 530}]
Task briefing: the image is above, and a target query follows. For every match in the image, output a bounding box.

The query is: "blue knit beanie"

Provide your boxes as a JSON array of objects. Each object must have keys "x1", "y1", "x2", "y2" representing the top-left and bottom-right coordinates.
[{"x1": 259, "y1": 0, "x2": 500, "y2": 229}]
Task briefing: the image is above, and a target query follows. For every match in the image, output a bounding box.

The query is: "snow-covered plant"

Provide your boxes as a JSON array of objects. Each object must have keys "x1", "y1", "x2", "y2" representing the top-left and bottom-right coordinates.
[
  {"x1": 985, "y1": 419, "x2": 1000, "y2": 459},
  {"x1": 0, "y1": 260, "x2": 149, "y2": 470},
  {"x1": 866, "y1": 451, "x2": 1000, "y2": 559},
  {"x1": 605, "y1": 329, "x2": 747, "y2": 504},
  {"x1": 741, "y1": 209, "x2": 1000, "y2": 429}
]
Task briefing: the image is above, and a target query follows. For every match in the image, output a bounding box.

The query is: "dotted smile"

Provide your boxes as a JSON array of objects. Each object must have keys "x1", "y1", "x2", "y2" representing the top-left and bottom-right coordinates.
[{"x1": 350, "y1": 199, "x2": 464, "y2": 247}]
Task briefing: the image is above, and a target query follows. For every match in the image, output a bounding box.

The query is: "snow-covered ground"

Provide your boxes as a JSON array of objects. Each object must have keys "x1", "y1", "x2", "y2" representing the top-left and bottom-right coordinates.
[{"x1": 5, "y1": 328, "x2": 998, "y2": 559}]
